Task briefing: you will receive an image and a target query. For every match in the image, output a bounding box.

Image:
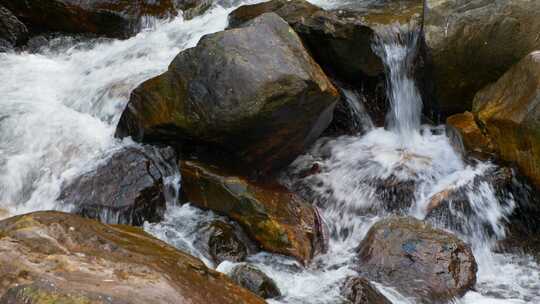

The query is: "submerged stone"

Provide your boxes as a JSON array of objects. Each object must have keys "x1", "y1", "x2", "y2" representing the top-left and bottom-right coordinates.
[{"x1": 197, "y1": 220, "x2": 249, "y2": 265}]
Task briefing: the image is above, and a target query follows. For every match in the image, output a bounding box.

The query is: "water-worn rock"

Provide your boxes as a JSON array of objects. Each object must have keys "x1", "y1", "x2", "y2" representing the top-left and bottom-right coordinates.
[
  {"x1": 180, "y1": 160, "x2": 327, "y2": 264},
  {"x1": 0, "y1": 5, "x2": 27, "y2": 50},
  {"x1": 59, "y1": 145, "x2": 177, "y2": 226},
  {"x1": 228, "y1": 0, "x2": 383, "y2": 82},
  {"x1": 116, "y1": 13, "x2": 339, "y2": 177},
  {"x1": 424, "y1": 0, "x2": 540, "y2": 116},
  {"x1": 356, "y1": 217, "x2": 477, "y2": 303},
  {"x1": 341, "y1": 277, "x2": 392, "y2": 304},
  {"x1": 0, "y1": 0, "x2": 210, "y2": 39},
  {"x1": 229, "y1": 264, "x2": 281, "y2": 299},
  {"x1": 446, "y1": 111, "x2": 494, "y2": 158},
  {"x1": 0, "y1": 211, "x2": 266, "y2": 304},
  {"x1": 472, "y1": 51, "x2": 540, "y2": 189},
  {"x1": 198, "y1": 220, "x2": 249, "y2": 265},
  {"x1": 227, "y1": 0, "x2": 430, "y2": 128}
]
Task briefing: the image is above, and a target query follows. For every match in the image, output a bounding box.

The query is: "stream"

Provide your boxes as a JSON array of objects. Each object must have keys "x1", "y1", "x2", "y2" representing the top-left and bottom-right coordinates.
[{"x1": 0, "y1": 1, "x2": 539, "y2": 303}]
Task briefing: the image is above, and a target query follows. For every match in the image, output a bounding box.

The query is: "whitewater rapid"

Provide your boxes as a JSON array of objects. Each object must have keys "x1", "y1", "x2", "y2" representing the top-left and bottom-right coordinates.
[{"x1": 0, "y1": 1, "x2": 539, "y2": 303}]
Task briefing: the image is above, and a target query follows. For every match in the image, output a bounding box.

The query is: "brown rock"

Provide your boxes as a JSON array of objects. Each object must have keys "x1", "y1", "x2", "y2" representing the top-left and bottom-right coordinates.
[
  {"x1": 424, "y1": 0, "x2": 540, "y2": 116},
  {"x1": 357, "y1": 217, "x2": 477, "y2": 303},
  {"x1": 473, "y1": 51, "x2": 540, "y2": 188},
  {"x1": 180, "y1": 160, "x2": 327, "y2": 264},
  {"x1": 446, "y1": 111, "x2": 494, "y2": 157},
  {"x1": 0, "y1": 211, "x2": 265, "y2": 304}
]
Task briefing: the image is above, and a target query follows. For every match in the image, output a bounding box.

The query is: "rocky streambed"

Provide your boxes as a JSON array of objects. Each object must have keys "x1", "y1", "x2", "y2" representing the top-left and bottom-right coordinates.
[{"x1": 1, "y1": 0, "x2": 540, "y2": 303}]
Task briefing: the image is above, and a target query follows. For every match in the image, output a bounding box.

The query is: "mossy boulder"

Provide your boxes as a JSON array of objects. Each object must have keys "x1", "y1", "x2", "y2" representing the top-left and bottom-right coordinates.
[
  {"x1": 116, "y1": 13, "x2": 339, "y2": 177},
  {"x1": 357, "y1": 217, "x2": 477, "y2": 303},
  {"x1": 180, "y1": 160, "x2": 327, "y2": 264},
  {"x1": 59, "y1": 145, "x2": 177, "y2": 226},
  {"x1": 0, "y1": 0, "x2": 210, "y2": 39},
  {"x1": 0, "y1": 211, "x2": 265, "y2": 304},
  {"x1": 472, "y1": 51, "x2": 540, "y2": 189},
  {"x1": 424, "y1": 0, "x2": 540, "y2": 117}
]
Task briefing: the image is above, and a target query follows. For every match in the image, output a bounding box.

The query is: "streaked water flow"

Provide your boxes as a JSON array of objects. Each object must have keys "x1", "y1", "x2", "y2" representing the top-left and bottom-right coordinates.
[{"x1": 0, "y1": 1, "x2": 538, "y2": 303}]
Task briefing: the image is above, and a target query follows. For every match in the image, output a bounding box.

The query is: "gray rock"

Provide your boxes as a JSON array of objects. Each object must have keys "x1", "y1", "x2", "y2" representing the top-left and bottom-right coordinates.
[
  {"x1": 116, "y1": 13, "x2": 339, "y2": 177},
  {"x1": 229, "y1": 264, "x2": 281, "y2": 299},
  {"x1": 59, "y1": 145, "x2": 177, "y2": 226}
]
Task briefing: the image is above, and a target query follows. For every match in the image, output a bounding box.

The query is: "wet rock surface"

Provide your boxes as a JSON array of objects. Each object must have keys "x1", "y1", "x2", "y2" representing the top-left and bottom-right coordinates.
[
  {"x1": 356, "y1": 217, "x2": 477, "y2": 303},
  {"x1": 424, "y1": 0, "x2": 540, "y2": 117},
  {"x1": 116, "y1": 13, "x2": 338, "y2": 177},
  {"x1": 0, "y1": 0, "x2": 209, "y2": 39},
  {"x1": 446, "y1": 111, "x2": 494, "y2": 159},
  {"x1": 341, "y1": 276, "x2": 392, "y2": 304},
  {"x1": 0, "y1": 211, "x2": 266, "y2": 304},
  {"x1": 180, "y1": 160, "x2": 327, "y2": 263},
  {"x1": 228, "y1": 0, "x2": 383, "y2": 82},
  {"x1": 229, "y1": 264, "x2": 281, "y2": 299},
  {"x1": 59, "y1": 145, "x2": 177, "y2": 226},
  {"x1": 197, "y1": 220, "x2": 249, "y2": 265},
  {"x1": 472, "y1": 51, "x2": 540, "y2": 189},
  {"x1": 0, "y1": 5, "x2": 28, "y2": 51}
]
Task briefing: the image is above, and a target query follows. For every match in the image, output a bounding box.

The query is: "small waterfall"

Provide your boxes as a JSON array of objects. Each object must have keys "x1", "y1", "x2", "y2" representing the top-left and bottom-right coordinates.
[{"x1": 372, "y1": 25, "x2": 422, "y2": 140}]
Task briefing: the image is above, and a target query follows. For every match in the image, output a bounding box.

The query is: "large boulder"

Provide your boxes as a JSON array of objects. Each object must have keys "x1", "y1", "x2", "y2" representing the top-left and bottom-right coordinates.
[
  {"x1": 0, "y1": 211, "x2": 265, "y2": 304},
  {"x1": 0, "y1": 5, "x2": 28, "y2": 50},
  {"x1": 424, "y1": 0, "x2": 540, "y2": 117},
  {"x1": 356, "y1": 217, "x2": 477, "y2": 303},
  {"x1": 116, "y1": 13, "x2": 339, "y2": 176},
  {"x1": 0, "y1": 0, "x2": 210, "y2": 39},
  {"x1": 180, "y1": 160, "x2": 327, "y2": 264},
  {"x1": 227, "y1": 0, "x2": 430, "y2": 128},
  {"x1": 341, "y1": 277, "x2": 392, "y2": 304},
  {"x1": 59, "y1": 145, "x2": 177, "y2": 226},
  {"x1": 228, "y1": 264, "x2": 281, "y2": 299},
  {"x1": 472, "y1": 51, "x2": 540, "y2": 188},
  {"x1": 228, "y1": 0, "x2": 383, "y2": 82}
]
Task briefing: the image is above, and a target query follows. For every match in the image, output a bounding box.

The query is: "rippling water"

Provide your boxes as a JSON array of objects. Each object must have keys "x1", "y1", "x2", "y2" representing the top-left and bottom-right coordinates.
[{"x1": 0, "y1": 1, "x2": 538, "y2": 303}]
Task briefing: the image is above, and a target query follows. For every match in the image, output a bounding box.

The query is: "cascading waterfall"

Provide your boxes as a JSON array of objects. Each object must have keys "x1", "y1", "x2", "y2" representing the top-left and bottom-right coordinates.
[
  {"x1": 0, "y1": 1, "x2": 539, "y2": 303},
  {"x1": 372, "y1": 25, "x2": 422, "y2": 139}
]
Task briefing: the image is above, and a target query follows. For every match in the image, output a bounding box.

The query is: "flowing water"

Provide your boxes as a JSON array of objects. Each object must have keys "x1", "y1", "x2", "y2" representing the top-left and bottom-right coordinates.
[{"x1": 0, "y1": 0, "x2": 539, "y2": 303}]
